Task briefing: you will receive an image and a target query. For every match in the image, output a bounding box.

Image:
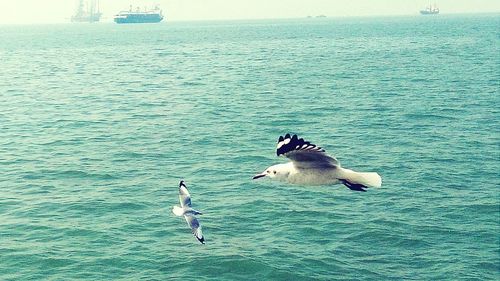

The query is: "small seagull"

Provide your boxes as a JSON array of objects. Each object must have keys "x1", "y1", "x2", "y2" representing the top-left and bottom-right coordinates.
[
  {"x1": 253, "y1": 134, "x2": 382, "y2": 192},
  {"x1": 172, "y1": 181, "x2": 205, "y2": 244}
]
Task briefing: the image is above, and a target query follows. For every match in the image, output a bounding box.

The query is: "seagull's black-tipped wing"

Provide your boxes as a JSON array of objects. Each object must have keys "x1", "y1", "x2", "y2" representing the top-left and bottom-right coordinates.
[
  {"x1": 276, "y1": 134, "x2": 339, "y2": 169},
  {"x1": 185, "y1": 215, "x2": 205, "y2": 244},
  {"x1": 178, "y1": 181, "x2": 192, "y2": 208}
]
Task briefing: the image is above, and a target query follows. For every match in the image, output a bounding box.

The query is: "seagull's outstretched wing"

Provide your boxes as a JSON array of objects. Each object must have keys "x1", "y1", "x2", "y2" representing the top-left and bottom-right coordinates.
[
  {"x1": 179, "y1": 181, "x2": 191, "y2": 208},
  {"x1": 185, "y1": 215, "x2": 205, "y2": 244},
  {"x1": 276, "y1": 134, "x2": 339, "y2": 169}
]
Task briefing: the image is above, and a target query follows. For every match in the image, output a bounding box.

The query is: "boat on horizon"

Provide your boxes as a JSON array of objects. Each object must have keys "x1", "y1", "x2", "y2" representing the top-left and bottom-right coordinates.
[
  {"x1": 114, "y1": 5, "x2": 164, "y2": 24},
  {"x1": 71, "y1": 0, "x2": 101, "y2": 23},
  {"x1": 420, "y1": 3, "x2": 439, "y2": 15}
]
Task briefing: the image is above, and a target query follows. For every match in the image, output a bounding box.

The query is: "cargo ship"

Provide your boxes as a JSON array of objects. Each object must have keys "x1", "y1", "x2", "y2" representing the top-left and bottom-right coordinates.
[
  {"x1": 420, "y1": 3, "x2": 439, "y2": 15},
  {"x1": 71, "y1": 0, "x2": 101, "y2": 23},
  {"x1": 114, "y1": 6, "x2": 164, "y2": 24}
]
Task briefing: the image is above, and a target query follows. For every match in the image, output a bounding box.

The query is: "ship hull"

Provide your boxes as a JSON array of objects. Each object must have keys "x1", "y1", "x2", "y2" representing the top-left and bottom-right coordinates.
[
  {"x1": 420, "y1": 11, "x2": 439, "y2": 15},
  {"x1": 72, "y1": 14, "x2": 102, "y2": 23},
  {"x1": 114, "y1": 15, "x2": 163, "y2": 24}
]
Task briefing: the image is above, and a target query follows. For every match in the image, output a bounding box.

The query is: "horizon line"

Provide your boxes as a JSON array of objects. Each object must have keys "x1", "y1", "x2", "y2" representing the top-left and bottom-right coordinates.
[{"x1": 0, "y1": 11, "x2": 499, "y2": 26}]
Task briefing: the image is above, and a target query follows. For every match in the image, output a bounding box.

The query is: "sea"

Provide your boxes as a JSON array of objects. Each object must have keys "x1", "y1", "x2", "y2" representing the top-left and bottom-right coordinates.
[{"x1": 0, "y1": 14, "x2": 498, "y2": 280}]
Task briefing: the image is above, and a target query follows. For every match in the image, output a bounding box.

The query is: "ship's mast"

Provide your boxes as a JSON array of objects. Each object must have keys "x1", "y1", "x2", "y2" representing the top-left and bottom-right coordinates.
[
  {"x1": 76, "y1": 0, "x2": 84, "y2": 17},
  {"x1": 90, "y1": 0, "x2": 94, "y2": 17}
]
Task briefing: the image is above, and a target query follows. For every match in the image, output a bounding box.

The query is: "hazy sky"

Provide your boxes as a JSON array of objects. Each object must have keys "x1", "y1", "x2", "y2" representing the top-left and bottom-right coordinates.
[{"x1": 1, "y1": 0, "x2": 499, "y2": 24}]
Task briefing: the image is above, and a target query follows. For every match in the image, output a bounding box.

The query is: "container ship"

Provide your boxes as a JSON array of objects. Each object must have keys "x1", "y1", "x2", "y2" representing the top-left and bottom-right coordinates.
[
  {"x1": 114, "y1": 6, "x2": 164, "y2": 24},
  {"x1": 72, "y1": 0, "x2": 101, "y2": 23}
]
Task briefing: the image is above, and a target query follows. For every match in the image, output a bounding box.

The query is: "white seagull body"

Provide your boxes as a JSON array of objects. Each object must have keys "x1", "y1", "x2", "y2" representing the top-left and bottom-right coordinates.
[
  {"x1": 253, "y1": 134, "x2": 382, "y2": 192},
  {"x1": 172, "y1": 181, "x2": 205, "y2": 244}
]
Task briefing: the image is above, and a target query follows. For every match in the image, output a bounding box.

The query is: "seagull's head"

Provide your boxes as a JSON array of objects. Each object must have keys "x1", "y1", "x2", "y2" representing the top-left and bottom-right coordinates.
[{"x1": 253, "y1": 163, "x2": 290, "y2": 181}]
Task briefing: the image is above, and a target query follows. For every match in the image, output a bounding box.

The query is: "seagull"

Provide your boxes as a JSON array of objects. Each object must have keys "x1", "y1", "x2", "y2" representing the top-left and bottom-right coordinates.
[
  {"x1": 253, "y1": 134, "x2": 382, "y2": 192},
  {"x1": 172, "y1": 180, "x2": 205, "y2": 244}
]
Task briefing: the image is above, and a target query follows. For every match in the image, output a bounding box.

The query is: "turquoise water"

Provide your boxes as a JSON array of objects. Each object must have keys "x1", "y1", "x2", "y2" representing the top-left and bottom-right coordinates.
[{"x1": 1, "y1": 14, "x2": 499, "y2": 280}]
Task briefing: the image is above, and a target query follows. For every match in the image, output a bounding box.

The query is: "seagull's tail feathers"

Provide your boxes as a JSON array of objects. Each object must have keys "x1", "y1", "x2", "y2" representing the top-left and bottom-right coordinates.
[
  {"x1": 172, "y1": 205, "x2": 185, "y2": 216},
  {"x1": 339, "y1": 168, "x2": 382, "y2": 190}
]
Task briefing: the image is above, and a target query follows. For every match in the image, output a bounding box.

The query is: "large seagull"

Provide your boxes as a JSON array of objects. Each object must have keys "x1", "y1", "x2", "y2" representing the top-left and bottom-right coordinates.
[
  {"x1": 172, "y1": 181, "x2": 205, "y2": 244},
  {"x1": 253, "y1": 134, "x2": 382, "y2": 192}
]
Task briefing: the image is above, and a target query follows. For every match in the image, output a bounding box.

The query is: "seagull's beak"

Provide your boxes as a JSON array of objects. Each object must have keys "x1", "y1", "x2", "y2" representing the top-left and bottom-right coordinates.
[{"x1": 253, "y1": 173, "x2": 266, "y2": 180}]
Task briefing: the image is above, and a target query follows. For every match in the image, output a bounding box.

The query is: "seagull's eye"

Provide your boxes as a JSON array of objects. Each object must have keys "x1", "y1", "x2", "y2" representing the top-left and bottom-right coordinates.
[{"x1": 273, "y1": 171, "x2": 277, "y2": 174}]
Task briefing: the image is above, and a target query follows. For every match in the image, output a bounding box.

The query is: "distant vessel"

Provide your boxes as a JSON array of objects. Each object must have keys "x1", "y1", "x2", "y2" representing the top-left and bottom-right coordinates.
[
  {"x1": 114, "y1": 6, "x2": 164, "y2": 24},
  {"x1": 420, "y1": 3, "x2": 439, "y2": 15},
  {"x1": 71, "y1": 0, "x2": 101, "y2": 23}
]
